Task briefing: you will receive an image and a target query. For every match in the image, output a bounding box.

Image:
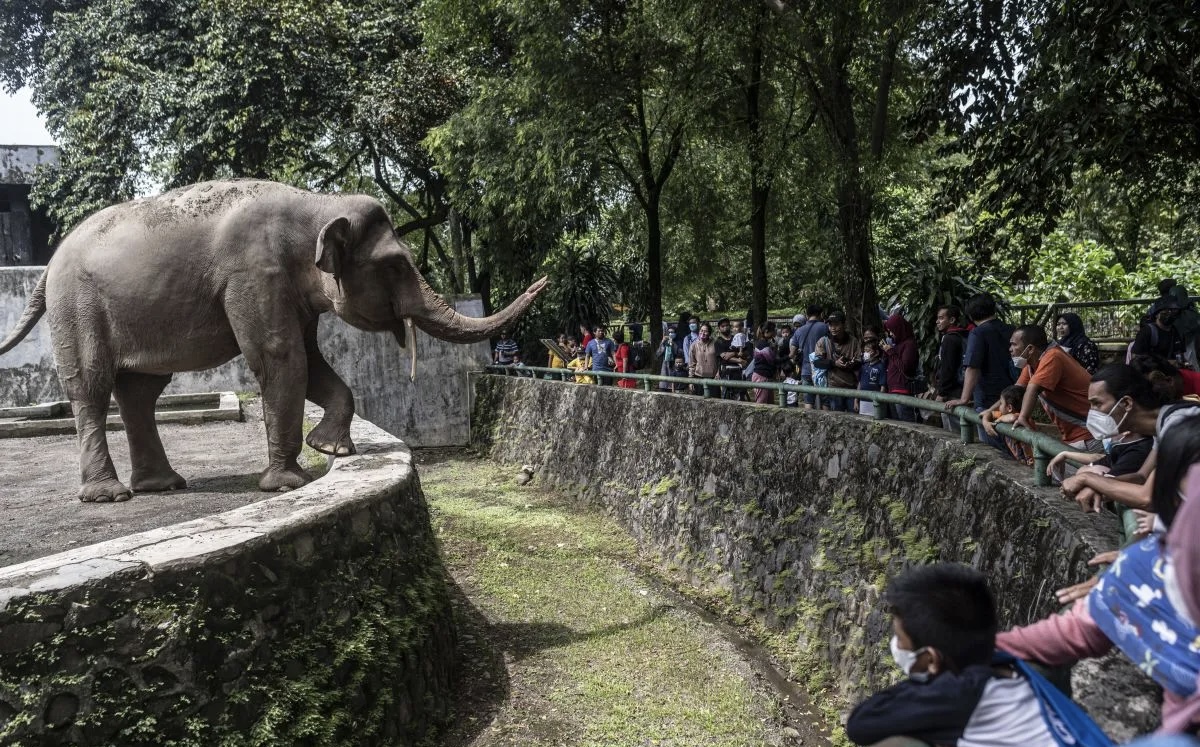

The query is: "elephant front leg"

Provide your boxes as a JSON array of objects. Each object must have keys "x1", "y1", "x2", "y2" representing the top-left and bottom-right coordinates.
[
  {"x1": 303, "y1": 322, "x2": 356, "y2": 456},
  {"x1": 243, "y1": 341, "x2": 312, "y2": 492}
]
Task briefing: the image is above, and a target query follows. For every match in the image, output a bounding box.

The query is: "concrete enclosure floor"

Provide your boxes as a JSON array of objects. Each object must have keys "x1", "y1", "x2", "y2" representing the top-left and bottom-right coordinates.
[{"x1": 0, "y1": 402, "x2": 286, "y2": 568}]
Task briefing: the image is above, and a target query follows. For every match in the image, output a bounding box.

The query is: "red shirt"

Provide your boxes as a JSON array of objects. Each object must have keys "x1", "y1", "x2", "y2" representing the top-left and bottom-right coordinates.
[{"x1": 1181, "y1": 368, "x2": 1200, "y2": 397}]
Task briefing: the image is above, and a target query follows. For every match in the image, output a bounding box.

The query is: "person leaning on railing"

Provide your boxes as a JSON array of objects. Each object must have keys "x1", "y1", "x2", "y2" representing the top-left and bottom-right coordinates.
[
  {"x1": 991, "y1": 324, "x2": 1099, "y2": 452},
  {"x1": 687, "y1": 322, "x2": 719, "y2": 396},
  {"x1": 1058, "y1": 365, "x2": 1171, "y2": 516}
]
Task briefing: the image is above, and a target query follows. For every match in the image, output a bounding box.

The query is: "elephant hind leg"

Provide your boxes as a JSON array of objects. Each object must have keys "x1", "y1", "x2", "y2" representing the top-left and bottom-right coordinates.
[
  {"x1": 60, "y1": 369, "x2": 131, "y2": 503},
  {"x1": 114, "y1": 372, "x2": 186, "y2": 492}
]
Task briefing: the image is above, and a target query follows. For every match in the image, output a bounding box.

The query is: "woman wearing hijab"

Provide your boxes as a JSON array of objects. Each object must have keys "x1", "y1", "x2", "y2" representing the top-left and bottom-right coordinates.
[
  {"x1": 882, "y1": 312, "x2": 920, "y2": 421},
  {"x1": 998, "y1": 416, "x2": 1200, "y2": 735},
  {"x1": 1055, "y1": 313, "x2": 1101, "y2": 374}
]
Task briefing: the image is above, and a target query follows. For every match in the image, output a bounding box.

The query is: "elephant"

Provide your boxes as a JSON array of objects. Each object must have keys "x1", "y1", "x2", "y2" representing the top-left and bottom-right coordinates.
[{"x1": 0, "y1": 179, "x2": 547, "y2": 502}]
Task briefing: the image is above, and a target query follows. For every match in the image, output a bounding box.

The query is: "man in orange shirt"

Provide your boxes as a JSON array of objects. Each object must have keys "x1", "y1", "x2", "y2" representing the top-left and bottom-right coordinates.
[{"x1": 983, "y1": 325, "x2": 1100, "y2": 451}]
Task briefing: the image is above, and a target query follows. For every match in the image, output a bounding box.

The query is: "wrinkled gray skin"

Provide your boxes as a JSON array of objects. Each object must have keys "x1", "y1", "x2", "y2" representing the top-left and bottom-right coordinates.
[{"x1": 0, "y1": 180, "x2": 547, "y2": 502}]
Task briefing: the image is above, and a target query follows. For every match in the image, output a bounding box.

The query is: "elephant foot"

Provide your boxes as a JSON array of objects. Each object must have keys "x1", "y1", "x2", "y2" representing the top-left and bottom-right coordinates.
[
  {"x1": 259, "y1": 464, "x2": 313, "y2": 493},
  {"x1": 79, "y1": 478, "x2": 133, "y2": 503},
  {"x1": 132, "y1": 469, "x2": 188, "y2": 493},
  {"x1": 306, "y1": 419, "x2": 355, "y2": 456}
]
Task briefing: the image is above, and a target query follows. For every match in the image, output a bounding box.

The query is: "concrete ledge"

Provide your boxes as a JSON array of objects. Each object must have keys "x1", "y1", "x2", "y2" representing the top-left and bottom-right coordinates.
[
  {"x1": 0, "y1": 391, "x2": 242, "y2": 439},
  {"x1": 0, "y1": 406, "x2": 458, "y2": 745},
  {"x1": 471, "y1": 375, "x2": 1158, "y2": 739}
]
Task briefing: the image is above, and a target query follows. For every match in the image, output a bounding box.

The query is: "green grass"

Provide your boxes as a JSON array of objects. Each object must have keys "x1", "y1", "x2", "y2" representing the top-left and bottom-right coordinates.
[{"x1": 422, "y1": 455, "x2": 784, "y2": 747}]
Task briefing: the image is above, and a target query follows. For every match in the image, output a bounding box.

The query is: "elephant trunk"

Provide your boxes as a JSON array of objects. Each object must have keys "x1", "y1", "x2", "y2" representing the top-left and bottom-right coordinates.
[{"x1": 403, "y1": 256, "x2": 547, "y2": 344}]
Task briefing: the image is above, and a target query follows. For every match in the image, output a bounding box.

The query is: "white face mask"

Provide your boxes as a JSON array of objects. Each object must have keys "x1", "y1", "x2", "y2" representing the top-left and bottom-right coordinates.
[
  {"x1": 888, "y1": 634, "x2": 931, "y2": 682},
  {"x1": 1087, "y1": 398, "x2": 1129, "y2": 440},
  {"x1": 1011, "y1": 355, "x2": 1027, "y2": 370}
]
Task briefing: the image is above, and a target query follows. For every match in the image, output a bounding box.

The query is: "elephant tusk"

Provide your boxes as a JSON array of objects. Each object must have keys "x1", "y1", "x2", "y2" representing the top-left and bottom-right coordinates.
[{"x1": 406, "y1": 317, "x2": 417, "y2": 382}]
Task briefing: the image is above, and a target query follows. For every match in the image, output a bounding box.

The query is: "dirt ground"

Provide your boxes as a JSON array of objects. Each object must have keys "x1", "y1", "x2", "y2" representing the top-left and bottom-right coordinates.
[{"x1": 0, "y1": 405, "x2": 279, "y2": 568}]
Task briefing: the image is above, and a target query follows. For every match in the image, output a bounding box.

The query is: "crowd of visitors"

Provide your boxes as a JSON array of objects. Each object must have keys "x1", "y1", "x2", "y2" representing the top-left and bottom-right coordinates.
[{"x1": 487, "y1": 278, "x2": 1200, "y2": 743}]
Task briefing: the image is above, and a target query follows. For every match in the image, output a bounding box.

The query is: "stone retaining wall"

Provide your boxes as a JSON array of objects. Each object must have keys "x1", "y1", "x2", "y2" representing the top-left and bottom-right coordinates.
[
  {"x1": 0, "y1": 409, "x2": 457, "y2": 746},
  {"x1": 471, "y1": 376, "x2": 1157, "y2": 738}
]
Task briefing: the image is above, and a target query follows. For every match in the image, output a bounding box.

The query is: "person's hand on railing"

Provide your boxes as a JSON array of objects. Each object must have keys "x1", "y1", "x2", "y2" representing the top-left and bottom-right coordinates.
[
  {"x1": 1061, "y1": 473, "x2": 1103, "y2": 513},
  {"x1": 943, "y1": 397, "x2": 970, "y2": 411},
  {"x1": 1132, "y1": 509, "x2": 1156, "y2": 539},
  {"x1": 1014, "y1": 414, "x2": 1035, "y2": 432},
  {"x1": 1046, "y1": 451, "x2": 1070, "y2": 477},
  {"x1": 981, "y1": 411, "x2": 999, "y2": 437},
  {"x1": 1054, "y1": 551, "x2": 1118, "y2": 604}
]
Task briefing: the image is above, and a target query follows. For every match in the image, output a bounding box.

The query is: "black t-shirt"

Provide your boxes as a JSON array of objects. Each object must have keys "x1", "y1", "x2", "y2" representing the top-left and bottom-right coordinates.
[{"x1": 1102, "y1": 437, "x2": 1153, "y2": 477}]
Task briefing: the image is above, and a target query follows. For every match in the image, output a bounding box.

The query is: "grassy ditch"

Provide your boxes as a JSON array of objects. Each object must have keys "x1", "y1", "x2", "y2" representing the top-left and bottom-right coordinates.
[{"x1": 420, "y1": 451, "x2": 802, "y2": 747}]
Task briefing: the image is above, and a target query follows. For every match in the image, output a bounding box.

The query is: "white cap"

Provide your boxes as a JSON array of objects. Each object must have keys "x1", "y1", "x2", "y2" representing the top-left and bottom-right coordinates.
[{"x1": 791, "y1": 313, "x2": 805, "y2": 323}]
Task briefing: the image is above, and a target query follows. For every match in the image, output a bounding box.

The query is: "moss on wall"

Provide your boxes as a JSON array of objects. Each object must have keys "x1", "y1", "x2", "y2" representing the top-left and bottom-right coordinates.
[{"x1": 0, "y1": 482, "x2": 457, "y2": 746}]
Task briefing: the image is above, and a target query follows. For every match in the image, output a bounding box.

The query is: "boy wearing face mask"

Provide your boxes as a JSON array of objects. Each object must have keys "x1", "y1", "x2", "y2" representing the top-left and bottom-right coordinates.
[{"x1": 846, "y1": 564, "x2": 1098, "y2": 747}]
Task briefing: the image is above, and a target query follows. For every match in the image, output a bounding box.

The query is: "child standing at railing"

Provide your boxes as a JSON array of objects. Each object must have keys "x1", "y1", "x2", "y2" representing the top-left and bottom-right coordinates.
[
  {"x1": 780, "y1": 360, "x2": 801, "y2": 407},
  {"x1": 991, "y1": 385, "x2": 1035, "y2": 464},
  {"x1": 858, "y1": 332, "x2": 887, "y2": 417}
]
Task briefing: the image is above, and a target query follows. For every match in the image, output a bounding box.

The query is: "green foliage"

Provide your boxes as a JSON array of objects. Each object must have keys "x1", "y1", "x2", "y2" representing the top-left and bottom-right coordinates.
[
  {"x1": 549, "y1": 237, "x2": 618, "y2": 336},
  {"x1": 878, "y1": 239, "x2": 1002, "y2": 374}
]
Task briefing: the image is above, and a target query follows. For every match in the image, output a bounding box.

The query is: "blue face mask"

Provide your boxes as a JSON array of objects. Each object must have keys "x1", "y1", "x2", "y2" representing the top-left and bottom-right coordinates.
[
  {"x1": 668, "y1": 331, "x2": 676, "y2": 339},
  {"x1": 689, "y1": 323, "x2": 698, "y2": 332}
]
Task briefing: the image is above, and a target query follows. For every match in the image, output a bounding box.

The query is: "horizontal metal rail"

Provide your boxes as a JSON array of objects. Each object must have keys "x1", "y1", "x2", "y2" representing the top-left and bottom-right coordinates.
[{"x1": 485, "y1": 364, "x2": 1077, "y2": 488}]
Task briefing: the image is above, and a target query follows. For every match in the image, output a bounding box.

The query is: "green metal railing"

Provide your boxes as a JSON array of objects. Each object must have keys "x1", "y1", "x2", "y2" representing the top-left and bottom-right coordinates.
[{"x1": 485, "y1": 364, "x2": 1077, "y2": 488}]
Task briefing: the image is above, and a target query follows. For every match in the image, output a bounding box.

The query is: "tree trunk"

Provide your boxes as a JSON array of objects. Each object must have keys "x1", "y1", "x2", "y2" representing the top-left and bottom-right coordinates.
[
  {"x1": 647, "y1": 192, "x2": 665, "y2": 347},
  {"x1": 747, "y1": 7, "x2": 770, "y2": 331},
  {"x1": 836, "y1": 166, "x2": 878, "y2": 333}
]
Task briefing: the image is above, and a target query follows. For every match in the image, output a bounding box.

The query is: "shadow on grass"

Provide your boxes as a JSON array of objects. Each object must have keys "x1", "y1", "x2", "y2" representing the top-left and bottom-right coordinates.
[
  {"x1": 436, "y1": 580, "x2": 672, "y2": 746},
  {"x1": 492, "y1": 605, "x2": 672, "y2": 662}
]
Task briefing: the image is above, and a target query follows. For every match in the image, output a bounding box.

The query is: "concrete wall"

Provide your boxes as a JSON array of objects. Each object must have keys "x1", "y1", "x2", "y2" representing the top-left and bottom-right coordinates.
[
  {"x1": 471, "y1": 376, "x2": 1160, "y2": 739},
  {"x1": 0, "y1": 408, "x2": 458, "y2": 746},
  {"x1": 0, "y1": 267, "x2": 490, "y2": 446},
  {"x1": 0, "y1": 146, "x2": 60, "y2": 185}
]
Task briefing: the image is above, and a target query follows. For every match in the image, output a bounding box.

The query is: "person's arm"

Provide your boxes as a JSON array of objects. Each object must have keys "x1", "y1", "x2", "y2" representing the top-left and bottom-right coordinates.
[
  {"x1": 1016, "y1": 379, "x2": 1042, "y2": 431},
  {"x1": 1130, "y1": 325, "x2": 1150, "y2": 356},
  {"x1": 845, "y1": 675, "x2": 982, "y2": 746},
  {"x1": 1047, "y1": 450, "x2": 1102, "y2": 478},
  {"x1": 946, "y1": 367, "x2": 979, "y2": 408},
  {"x1": 688, "y1": 341, "x2": 698, "y2": 377},
  {"x1": 1063, "y1": 470, "x2": 1153, "y2": 511},
  {"x1": 979, "y1": 398, "x2": 1004, "y2": 436},
  {"x1": 996, "y1": 598, "x2": 1113, "y2": 666}
]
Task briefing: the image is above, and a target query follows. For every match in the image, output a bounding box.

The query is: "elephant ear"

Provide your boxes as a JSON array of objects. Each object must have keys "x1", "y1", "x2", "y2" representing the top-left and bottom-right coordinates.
[{"x1": 315, "y1": 216, "x2": 353, "y2": 277}]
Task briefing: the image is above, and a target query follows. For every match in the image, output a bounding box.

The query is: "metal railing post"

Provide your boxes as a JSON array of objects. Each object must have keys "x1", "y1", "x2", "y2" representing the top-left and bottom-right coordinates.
[
  {"x1": 873, "y1": 395, "x2": 886, "y2": 419},
  {"x1": 959, "y1": 412, "x2": 975, "y2": 445},
  {"x1": 1033, "y1": 443, "x2": 1051, "y2": 487}
]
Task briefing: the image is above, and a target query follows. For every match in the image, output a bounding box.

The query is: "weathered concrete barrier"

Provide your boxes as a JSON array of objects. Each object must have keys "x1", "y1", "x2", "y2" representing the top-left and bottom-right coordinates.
[
  {"x1": 471, "y1": 376, "x2": 1157, "y2": 738},
  {"x1": 0, "y1": 267, "x2": 488, "y2": 446},
  {"x1": 0, "y1": 408, "x2": 457, "y2": 746}
]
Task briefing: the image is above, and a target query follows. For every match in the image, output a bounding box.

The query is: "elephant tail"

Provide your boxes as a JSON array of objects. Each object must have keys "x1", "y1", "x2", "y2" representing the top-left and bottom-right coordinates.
[{"x1": 0, "y1": 270, "x2": 47, "y2": 355}]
